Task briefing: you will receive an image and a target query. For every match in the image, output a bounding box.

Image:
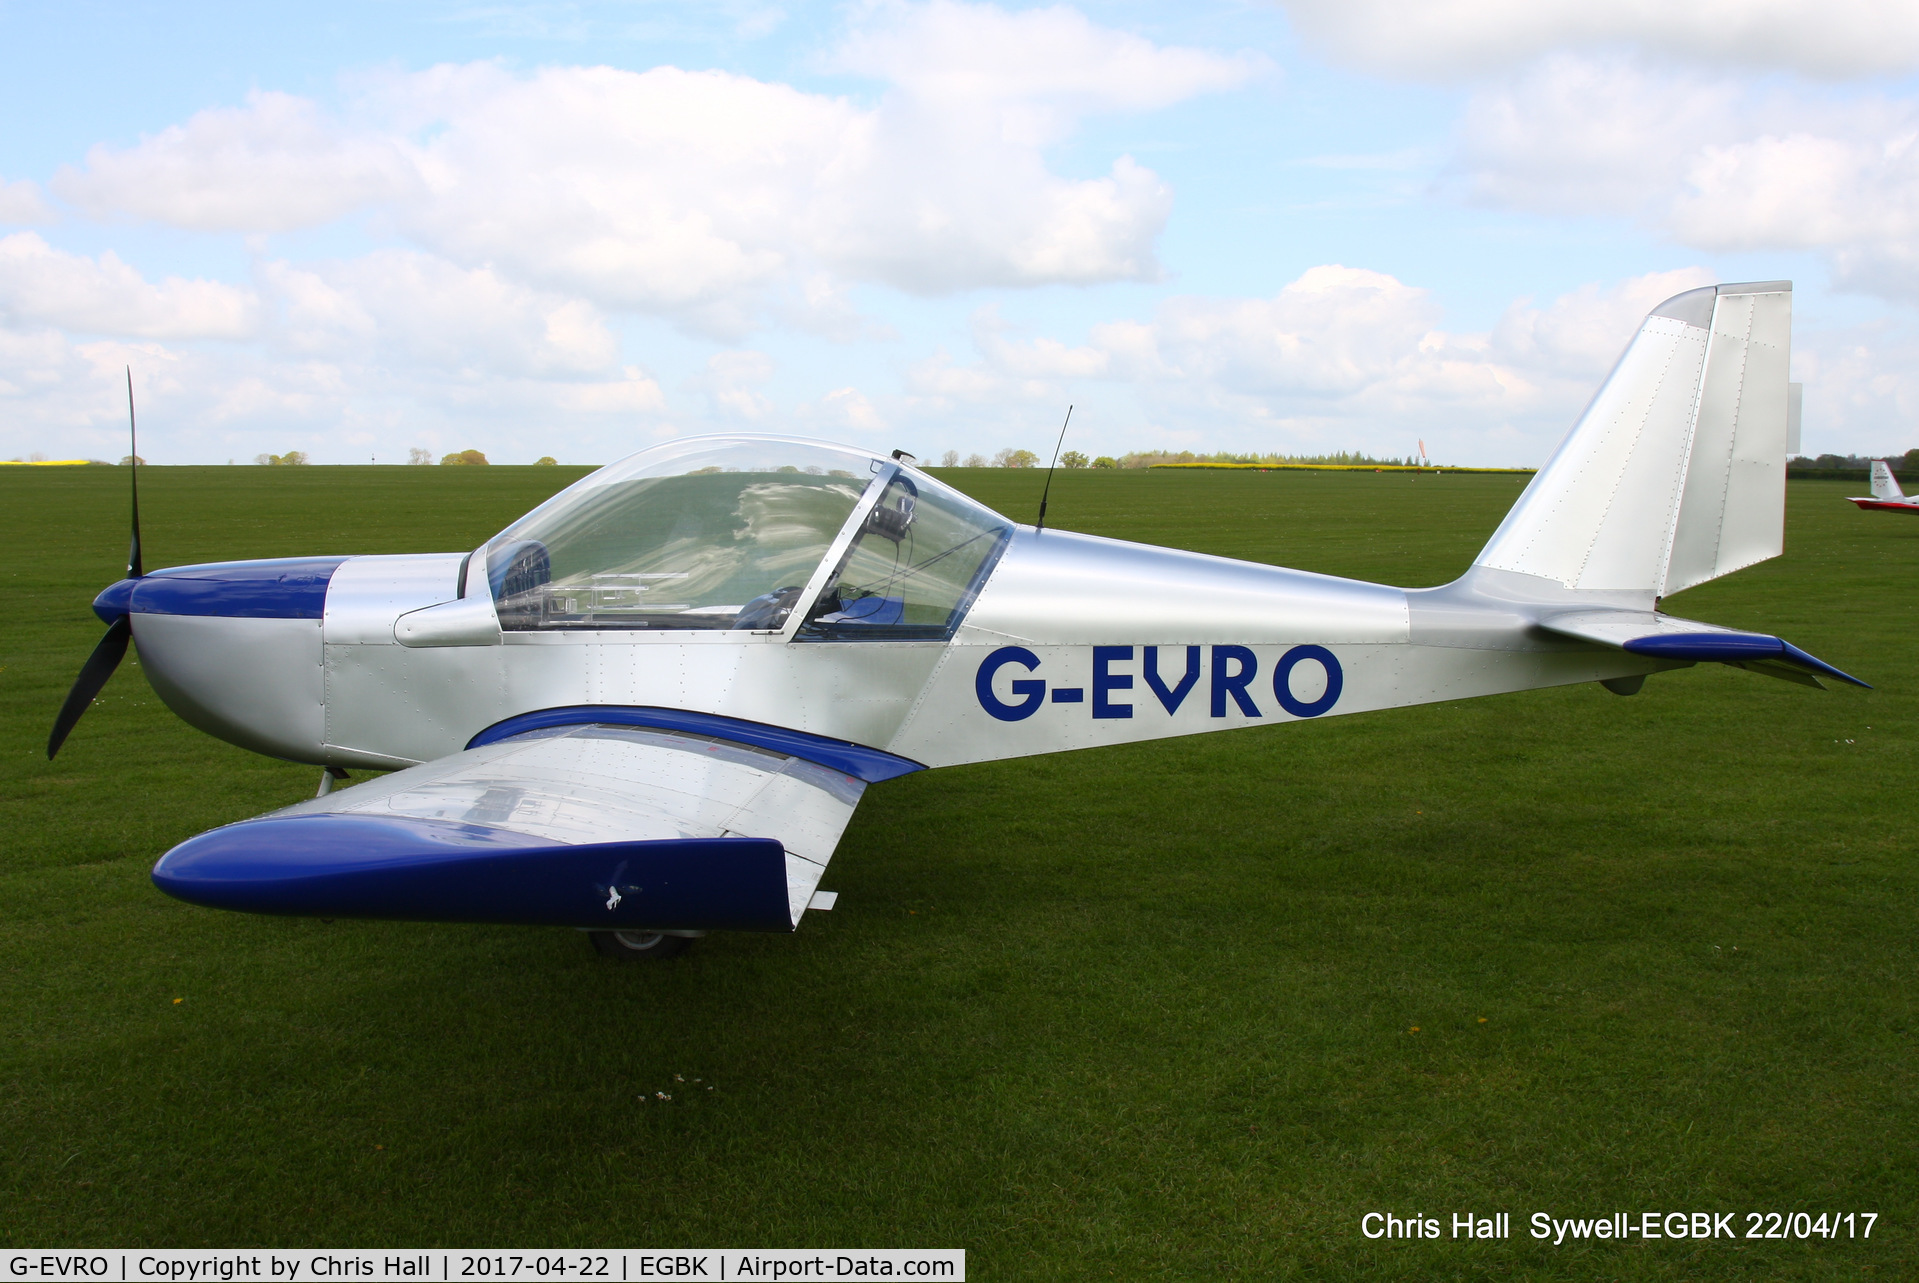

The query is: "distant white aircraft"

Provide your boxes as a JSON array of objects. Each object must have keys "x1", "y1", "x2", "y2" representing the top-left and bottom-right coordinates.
[
  {"x1": 1849, "y1": 460, "x2": 1919, "y2": 514},
  {"x1": 50, "y1": 281, "x2": 1864, "y2": 958}
]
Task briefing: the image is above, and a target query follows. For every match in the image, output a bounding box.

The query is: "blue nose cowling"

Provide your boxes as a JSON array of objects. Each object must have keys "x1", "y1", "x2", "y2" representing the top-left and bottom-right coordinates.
[
  {"x1": 94, "y1": 556, "x2": 349, "y2": 624},
  {"x1": 91, "y1": 577, "x2": 138, "y2": 624}
]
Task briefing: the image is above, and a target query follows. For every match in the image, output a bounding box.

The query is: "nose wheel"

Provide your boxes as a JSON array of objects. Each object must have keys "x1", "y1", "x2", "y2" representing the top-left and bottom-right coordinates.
[{"x1": 589, "y1": 930, "x2": 696, "y2": 960}]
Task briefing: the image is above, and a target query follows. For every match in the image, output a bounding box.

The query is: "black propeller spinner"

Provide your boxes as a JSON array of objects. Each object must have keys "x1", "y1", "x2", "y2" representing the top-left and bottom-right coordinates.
[{"x1": 48, "y1": 369, "x2": 143, "y2": 760}]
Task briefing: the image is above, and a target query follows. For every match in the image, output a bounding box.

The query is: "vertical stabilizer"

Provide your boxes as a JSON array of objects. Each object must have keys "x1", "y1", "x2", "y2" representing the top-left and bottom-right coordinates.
[
  {"x1": 1475, "y1": 282, "x2": 1792, "y2": 598},
  {"x1": 1871, "y1": 460, "x2": 1905, "y2": 501}
]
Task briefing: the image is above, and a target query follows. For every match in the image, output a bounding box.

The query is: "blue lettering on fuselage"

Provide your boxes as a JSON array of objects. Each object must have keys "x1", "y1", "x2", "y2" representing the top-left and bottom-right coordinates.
[
  {"x1": 1211, "y1": 645, "x2": 1261, "y2": 717},
  {"x1": 976, "y1": 646, "x2": 1046, "y2": 721},
  {"x1": 976, "y1": 645, "x2": 1343, "y2": 721},
  {"x1": 1143, "y1": 646, "x2": 1200, "y2": 713},
  {"x1": 1092, "y1": 646, "x2": 1133, "y2": 719},
  {"x1": 1273, "y1": 644, "x2": 1343, "y2": 718}
]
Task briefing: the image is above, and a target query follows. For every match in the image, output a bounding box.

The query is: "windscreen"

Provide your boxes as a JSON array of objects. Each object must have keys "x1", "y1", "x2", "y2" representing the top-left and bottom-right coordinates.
[
  {"x1": 796, "y1": 469, "x2": 1012, "y2": 641},
  {"x1": 485, "y1": 439, "x2": 879, "y2": 631}
]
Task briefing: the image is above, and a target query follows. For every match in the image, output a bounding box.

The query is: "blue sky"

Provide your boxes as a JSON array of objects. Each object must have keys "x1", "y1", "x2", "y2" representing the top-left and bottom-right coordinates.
[{"x1": 3, "y1": 0, "x2": 1917, "y2": 466}]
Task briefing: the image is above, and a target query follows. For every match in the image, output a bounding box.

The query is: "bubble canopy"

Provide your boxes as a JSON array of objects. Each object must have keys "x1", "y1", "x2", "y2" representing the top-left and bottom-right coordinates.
[{"x1": 483, "y1": 436, "x2": 1012, "y2": 638}]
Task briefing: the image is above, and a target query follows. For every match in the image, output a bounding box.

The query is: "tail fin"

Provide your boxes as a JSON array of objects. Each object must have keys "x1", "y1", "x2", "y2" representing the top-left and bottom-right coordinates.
[
  {"x1": 1475, "y1": 282, "x2": 1792, "y2": 600},
  {"x1": 1871, "y1": 460, "x2": 1905, "y2": 501}
]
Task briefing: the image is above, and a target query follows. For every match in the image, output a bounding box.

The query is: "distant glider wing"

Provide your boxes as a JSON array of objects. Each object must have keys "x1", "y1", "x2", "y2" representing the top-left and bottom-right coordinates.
[
  {"x1": 1539, "y1": 610, "x2": 1868, "y2": 690},
  {"x1": 154, "y1": 721, "x2": 898, "y2": 930}
]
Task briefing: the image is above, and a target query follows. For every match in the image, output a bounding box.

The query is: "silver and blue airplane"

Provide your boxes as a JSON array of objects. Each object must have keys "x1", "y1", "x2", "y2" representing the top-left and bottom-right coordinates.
[{"x1": 50, "y1": 280, "x2": 1865, "y2": 958}]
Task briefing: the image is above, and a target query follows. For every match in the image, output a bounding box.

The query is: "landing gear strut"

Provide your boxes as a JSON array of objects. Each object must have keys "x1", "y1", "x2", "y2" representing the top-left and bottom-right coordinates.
[{"x1": 588, "y1": 930, "x2": 698, "y2": 960}]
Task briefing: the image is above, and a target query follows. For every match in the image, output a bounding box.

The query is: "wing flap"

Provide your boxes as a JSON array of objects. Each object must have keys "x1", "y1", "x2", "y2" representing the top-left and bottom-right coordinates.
[{"x1": 153, "y1": 721, "x2": 871, "y2": 929}]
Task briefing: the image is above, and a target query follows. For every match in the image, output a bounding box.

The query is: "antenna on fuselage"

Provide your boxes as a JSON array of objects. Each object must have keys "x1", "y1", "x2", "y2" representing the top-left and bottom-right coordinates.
[{"x1": 1034, "y1": 404, "x2": 1073, "y2": 534}]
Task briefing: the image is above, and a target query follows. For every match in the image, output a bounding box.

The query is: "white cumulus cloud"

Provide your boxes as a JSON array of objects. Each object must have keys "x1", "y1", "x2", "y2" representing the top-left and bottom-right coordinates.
[
  {"x1": 1, "y1": 3, "x2": 1274, "y2": 460},
  {"x1": 1489, "y1": 267, "x2": 1720, "y2": 376},
  {"x1": 836, "y1": 0, "x2": 1266, "y2": 141},
  {"x1": 803, "y1": 385, "x2": 888, "y2": 432},
  {"x1": 1670, "y1": 124, "x2": 1919, "y2": 255},
  {"x1": 687, "y1": 348, "x2": 778, "y2": 419},
  {"x1": 54, "y1": 91, "x2": 419, "y2": 233},
  {"x1": 1454, "y1": 57, "x2": 1753, "y2": 216},
  {"x1": 0, "y1": 178, "x2": 56, "y2": 226},
  {"x1": 1280, "y1": 0, "x2": 1919, "y2": 79},
  {"x1": 911, "y1": 267, "x2": 1759, "y2": 463},
  {"x1": 0, "y1": 233, "x2": 258, "y2": 339},
  {"x1": 47, "y1": 4, "x2": 1255, "y2": 335},
  {"x1": 1096, "y1": 265, "x2": 1466, "y2": 399},
  {"x1": 1455, "y1": 57, "x2": 1919, "y2": 302},
  {"x1": 264, "y1": 251, "x2": 622, "y2": 376}
]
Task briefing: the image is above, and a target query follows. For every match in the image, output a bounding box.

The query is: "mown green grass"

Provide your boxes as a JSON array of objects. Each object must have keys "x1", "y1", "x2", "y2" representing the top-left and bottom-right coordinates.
[{"x1": 1, "y1": 464, "x2": 1913, "y2": 1278}]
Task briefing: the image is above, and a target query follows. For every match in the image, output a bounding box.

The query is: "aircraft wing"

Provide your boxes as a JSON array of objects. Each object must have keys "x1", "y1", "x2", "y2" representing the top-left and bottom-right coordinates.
[
  {"x1": 153, "y1": 721, "x2": 884, "y2": 930},
  {"x1": 1538, "y1": 610, "x2": 1868, "y2": 690}
]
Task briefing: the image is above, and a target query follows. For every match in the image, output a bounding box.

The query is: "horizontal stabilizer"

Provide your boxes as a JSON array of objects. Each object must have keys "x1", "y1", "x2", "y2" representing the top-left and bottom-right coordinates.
[{"x1": 1539, "y1": 610, "x2": 1867, "y2": 689}]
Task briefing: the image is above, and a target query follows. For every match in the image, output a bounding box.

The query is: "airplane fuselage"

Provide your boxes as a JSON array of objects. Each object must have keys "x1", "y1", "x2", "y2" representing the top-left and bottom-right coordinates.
[{"x1": 112, "y1": 526, "x2": 1668, "y2": 777}]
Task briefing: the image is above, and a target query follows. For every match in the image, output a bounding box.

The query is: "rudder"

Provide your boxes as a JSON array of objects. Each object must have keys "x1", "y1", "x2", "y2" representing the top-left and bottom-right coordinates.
[{"x1": 1475, "y1": 282, "x2": 1792, "y2": 600}]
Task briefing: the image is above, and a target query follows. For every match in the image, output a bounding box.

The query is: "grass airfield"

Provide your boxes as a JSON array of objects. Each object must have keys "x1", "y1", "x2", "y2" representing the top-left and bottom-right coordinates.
[{"x1": 1, "y1": 462, "x2": 1913, "y2": 1277}]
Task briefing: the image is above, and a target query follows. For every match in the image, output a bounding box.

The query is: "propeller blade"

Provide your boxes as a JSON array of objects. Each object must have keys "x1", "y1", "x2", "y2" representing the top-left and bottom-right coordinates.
[
  {"x1": 47, "y1": 615, "x2": 133, "y2": 760},
  {"x1": 49, "y1": 372, "x2": 147, "y2": 761},
  {"x1": 126, "y1": 368, "x2": 142, "y2": 578}
]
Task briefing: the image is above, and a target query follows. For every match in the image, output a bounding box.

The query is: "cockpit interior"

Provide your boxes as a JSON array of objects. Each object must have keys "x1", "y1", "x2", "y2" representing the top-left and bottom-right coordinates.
[{"x1": 482, "y1": 437, "x2": 1012, "y2": 640}]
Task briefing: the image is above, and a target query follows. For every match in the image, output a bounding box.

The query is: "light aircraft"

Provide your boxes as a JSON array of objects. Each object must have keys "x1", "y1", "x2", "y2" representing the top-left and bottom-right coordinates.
[
  {"x1": 50, "y1": 280, "x2": 1866, "y2": 959},
  {"x1": 1848, "y1": 460, "x2": 1919, "y2": 513}
]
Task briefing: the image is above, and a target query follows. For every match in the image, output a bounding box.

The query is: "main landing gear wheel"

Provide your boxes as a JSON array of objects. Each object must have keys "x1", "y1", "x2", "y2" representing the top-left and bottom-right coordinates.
[{"x1": 589, "y1": 930, "x2": 695, "y2": 961}]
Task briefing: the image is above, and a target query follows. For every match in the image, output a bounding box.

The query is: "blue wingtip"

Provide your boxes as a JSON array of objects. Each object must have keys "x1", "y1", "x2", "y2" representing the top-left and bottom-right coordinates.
[
  {"x1": 153, "y1": 814, "x2": 797, "y2": 930},
  {"x1": 1623, "y1": 633, "x2": 1870, "y2": 689}
]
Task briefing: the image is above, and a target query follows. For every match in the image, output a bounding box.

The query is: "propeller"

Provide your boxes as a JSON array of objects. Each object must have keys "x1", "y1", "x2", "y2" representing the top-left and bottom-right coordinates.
[
  {"x1": 48, "y1": 370, "x2": 143, "y2": 760},
  {"x1": 47, "y1": 617, "x2": 133, "y2": 759},
  {"x1": 126, "y1": 367, "x2": 142, "y2": 578}
]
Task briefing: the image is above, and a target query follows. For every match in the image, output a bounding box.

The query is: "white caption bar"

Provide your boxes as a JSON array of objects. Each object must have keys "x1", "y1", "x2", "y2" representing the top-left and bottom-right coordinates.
[{"x1": 3, "y1": 1253, "x2": 964, "y2": 1283}]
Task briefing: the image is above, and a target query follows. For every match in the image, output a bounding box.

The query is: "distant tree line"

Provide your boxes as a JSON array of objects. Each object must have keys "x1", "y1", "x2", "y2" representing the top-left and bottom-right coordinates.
[
  {"x1": 238, "y1": 448, "x2": 559, "y2": 465},
  {"x1": 930, "y1": 447, "x2": 1428, "y2": 469},
  {"x1": 935, "y1": 448, "x2": 1043, "y2": 468},
  {"x1": 1791, "y1": 450, "x2": 1919, "y2": 472},
  {"x1": 408, "y1": 449, "x2": 555, "y2": 465},
  {"x1": 922, "y1": 445, "x2": 1919, "y2": 474}
]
